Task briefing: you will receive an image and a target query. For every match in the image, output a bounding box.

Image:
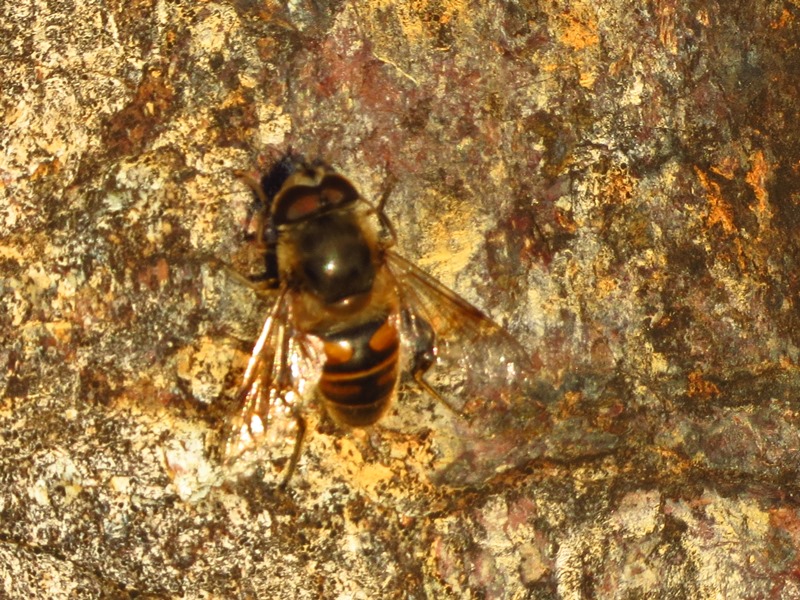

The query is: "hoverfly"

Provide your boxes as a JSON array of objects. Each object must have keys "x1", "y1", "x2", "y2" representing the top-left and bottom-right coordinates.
[{"x1": 221, "y1": 157, "x2": 541, "y2": 486}]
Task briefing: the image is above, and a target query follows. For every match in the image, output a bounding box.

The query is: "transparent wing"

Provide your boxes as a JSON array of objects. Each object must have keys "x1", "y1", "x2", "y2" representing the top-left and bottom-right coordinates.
[
  {"x1": 384, "y1": 252, "x2": 551, "y2": 485},
  {"x1": 220, "y1": 286, "x2": 321, "y2": 479},
  {"x1": 386, "y1": 252, "x2": 537, "y2": 414}
]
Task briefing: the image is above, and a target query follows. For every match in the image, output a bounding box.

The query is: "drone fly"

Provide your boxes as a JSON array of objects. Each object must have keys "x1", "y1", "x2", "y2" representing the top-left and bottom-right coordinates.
[{"x1": 221, "y1": 158, "x2": 538, "y2": 485}]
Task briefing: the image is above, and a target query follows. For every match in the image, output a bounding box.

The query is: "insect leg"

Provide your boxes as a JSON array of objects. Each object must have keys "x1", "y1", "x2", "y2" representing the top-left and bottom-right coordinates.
[
  {"x1": 405, "y1": 309, "x2": 460, "y2": 414},
  {"x1": 204, "y1": 255, "x2": 277, "y2": 295},
  {"x1": 234, "y1": 170, "x2": 270, "y2": 245},
  {"x1": 245, "y1": 247, "x2": 279, "y2": 289},
  {"x1": 361, "y1": 174, "x2": 398, "y2": 246},
  {"x1": 279, "y1": 410, "x2": 307, "y2": 488},
  {"x1": 413, "y1": 372, "x2": 459, "y2": 415},
  {"x1": 375, "y1": 172, "x2": 397, "y2": 215},
  {"x1": 234, "y1": 169, "x2": 281, "y2": 287}
]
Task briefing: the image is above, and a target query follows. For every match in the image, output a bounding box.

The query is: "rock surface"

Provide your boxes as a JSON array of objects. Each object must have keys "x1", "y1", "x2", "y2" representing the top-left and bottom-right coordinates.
[{"x1": 2, "y1": 0, "x2": 800, "y2": 598}]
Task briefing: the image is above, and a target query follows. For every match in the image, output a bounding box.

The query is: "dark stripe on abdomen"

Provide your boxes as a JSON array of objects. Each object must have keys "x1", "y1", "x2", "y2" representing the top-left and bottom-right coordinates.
[{"x1": 318, "y1": 318, "x2": 399, "y2": 426}]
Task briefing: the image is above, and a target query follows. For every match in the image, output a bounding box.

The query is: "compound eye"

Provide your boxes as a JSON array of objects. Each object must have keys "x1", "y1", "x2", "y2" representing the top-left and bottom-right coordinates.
[
  {"x1": 320, "y1": 175, "x2": 359, "y2": 207},
  {"x1": 285, "y1": 191, "x2": 321, "y2": 221},
  {"x1": 320, "y1": 187, "x2": 345, "y2": 206}
]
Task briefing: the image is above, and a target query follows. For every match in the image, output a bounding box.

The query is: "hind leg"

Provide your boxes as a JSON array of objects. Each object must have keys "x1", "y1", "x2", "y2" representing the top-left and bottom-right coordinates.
[{"x1": 405, "y1": 310, "x2": 459, "y2": 415}]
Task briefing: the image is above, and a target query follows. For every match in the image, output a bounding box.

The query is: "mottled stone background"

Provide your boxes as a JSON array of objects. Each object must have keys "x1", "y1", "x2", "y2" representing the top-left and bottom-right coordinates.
[{"x1": 3, "y1": 0, "x2": 800, "y2": 598}]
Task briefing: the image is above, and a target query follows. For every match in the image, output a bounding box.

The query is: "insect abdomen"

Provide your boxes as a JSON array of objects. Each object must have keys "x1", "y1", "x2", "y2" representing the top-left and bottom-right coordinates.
[{"x1": 318, "y1": 318, "x2": 399, "y2": 426}]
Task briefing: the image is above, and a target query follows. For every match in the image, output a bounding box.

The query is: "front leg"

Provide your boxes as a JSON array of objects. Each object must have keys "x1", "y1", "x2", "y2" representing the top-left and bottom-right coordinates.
[{"x1": 235, "y1": 170, "x2": 281, "y2": 290}]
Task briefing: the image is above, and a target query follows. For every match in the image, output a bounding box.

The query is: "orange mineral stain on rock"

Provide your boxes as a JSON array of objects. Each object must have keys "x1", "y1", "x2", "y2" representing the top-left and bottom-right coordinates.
[
  {"x1": 558, "y1": 10, "x2": 599, "y2": 50},
  {"x1": 695, "y1": 167, "x2": 736, "y2": 235},
  {"x1": 387, "y1": 0, "x2": 469, "y2": 44},
  {"x1": 745, "y1": 150, "x2": 772, "y2": 224},
  {"x1": 554, "y1": 7, "x2": 599, "y2": 88},
  {"x1": 687, "y1": 370, "x2": 721, "y2": 402}
]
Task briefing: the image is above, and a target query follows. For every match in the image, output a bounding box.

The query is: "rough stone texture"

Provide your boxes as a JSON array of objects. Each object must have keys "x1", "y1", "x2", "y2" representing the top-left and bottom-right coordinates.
[{"x1": 3, "y1": 0, "x2": 800, "y2": 598}]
